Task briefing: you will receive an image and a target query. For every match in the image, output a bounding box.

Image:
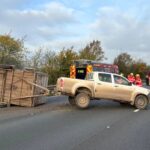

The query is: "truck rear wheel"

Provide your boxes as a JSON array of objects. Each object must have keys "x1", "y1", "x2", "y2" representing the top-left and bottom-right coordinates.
[
  {"x1": 134, "y1": 95, "x2": 148, "y2": 109},
  {"x1": 75, "y1": 93, "x2": 90, "y2": 109},
  {"x1": 68, "y1": 96, "x2": 76, "y2": 106}
]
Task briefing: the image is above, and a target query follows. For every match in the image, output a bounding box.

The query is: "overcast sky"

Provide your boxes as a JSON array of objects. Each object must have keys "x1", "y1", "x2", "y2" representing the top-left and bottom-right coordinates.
[{"x1": 1, "y1": 0, "x2": 150, "y2": 64}]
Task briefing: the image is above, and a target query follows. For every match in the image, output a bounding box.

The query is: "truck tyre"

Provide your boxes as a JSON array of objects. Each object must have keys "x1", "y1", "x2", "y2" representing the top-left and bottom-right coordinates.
[
  {"x1": 75, "y1": 93, "x2": 90, "y2": 109},
  {"x1": 68, "y1": 96, "x2": 76, "y2": 106},
  {"x1": 134, "y1": 95, "x2": 149, "y2": 109}
]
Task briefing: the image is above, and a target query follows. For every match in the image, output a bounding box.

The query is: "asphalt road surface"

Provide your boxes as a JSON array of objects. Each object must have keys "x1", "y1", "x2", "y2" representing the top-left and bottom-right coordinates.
[{"x1": 0, "y1": 87, "x2": 150, "y2": 150}]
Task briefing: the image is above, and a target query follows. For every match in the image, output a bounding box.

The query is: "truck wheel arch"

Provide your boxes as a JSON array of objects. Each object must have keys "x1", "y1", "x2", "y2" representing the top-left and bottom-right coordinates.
[{"x1": 75, "y1": 87, "x2": 92, "y2": 97}]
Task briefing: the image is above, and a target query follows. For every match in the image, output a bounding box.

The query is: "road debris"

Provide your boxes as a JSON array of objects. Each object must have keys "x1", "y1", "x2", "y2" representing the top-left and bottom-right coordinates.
[
  {"x1": 106, "y1": 126, "x2": 110, "y2": 129},
  {"x1": 134, "y1": 109, "x2": 140, "y2": 112}
]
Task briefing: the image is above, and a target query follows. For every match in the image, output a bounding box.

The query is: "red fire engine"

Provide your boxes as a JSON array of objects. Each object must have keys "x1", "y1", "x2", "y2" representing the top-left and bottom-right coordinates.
[{"x1": 70, "y1": 59, "x2": 119, "y2": 79}]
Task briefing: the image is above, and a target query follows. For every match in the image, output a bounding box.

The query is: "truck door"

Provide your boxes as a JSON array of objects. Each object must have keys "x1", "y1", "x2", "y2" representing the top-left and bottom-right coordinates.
[
  {"x1": 94, "y1": 73, "x2": 115, "y2": 99},
  {"x1": 113, "y1": 75, "x2": 134, "y2": 101}
]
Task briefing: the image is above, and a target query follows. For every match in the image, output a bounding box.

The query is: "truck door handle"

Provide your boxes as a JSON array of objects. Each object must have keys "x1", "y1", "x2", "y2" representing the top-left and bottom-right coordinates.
[
  {"x1": 114, "y1": 85, "x2": 118, "y2": 87},
  {"x1": 98, "y1": 83, "x2": 101, "y2": 85}
]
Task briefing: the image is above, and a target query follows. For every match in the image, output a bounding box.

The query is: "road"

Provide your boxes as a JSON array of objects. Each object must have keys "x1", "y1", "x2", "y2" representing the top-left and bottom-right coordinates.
[{"x1": 0, "y1": 91, "x2": 150, "y2": 150}]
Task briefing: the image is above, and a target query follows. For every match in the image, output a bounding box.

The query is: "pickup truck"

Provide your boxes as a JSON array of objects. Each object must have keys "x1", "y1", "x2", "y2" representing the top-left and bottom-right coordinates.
[{"x1": 56, "y1": 72, "x2": 150, "y2": 109}]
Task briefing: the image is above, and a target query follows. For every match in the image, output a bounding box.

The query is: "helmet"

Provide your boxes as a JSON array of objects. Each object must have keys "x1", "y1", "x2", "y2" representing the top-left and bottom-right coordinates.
[
  {"x1": 130, "y1": 73, "x2": 133, "y2": 76},
  {"x1": 136, "y1": 74, "x2": 140, "y2": 77}
]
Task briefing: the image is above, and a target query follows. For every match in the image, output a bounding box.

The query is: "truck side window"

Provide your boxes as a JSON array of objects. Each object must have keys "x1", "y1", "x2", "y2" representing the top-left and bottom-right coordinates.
[
  {"x1": 98, "y1": 73, "x2": 112, "y2": 83},
  {"x1": 114, "y1": 75, "x2": 129, "y2": 85}
]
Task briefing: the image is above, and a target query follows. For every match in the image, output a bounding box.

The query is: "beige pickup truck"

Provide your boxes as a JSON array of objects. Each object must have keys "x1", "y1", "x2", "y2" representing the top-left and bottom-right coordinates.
[{"x1": 57, "y1": 72, "x2": 150, "y2": 109}]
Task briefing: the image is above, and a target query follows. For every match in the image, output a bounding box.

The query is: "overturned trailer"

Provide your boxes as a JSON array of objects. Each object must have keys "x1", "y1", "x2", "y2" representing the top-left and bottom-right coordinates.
[{"x1": 0, "y1": 65, "x2": 49, "y2": 107}]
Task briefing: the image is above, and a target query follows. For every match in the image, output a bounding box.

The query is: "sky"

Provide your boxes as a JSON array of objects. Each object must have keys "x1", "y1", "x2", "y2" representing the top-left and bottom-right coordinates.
[{"x1": 0, "y1": 0, "x2": 150, "y2": 64}]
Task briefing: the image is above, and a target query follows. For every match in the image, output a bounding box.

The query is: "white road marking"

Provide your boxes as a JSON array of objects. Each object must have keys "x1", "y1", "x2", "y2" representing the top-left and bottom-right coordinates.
[{"x1": 134, "y1": 109, "x2": 140, "y2": 112}]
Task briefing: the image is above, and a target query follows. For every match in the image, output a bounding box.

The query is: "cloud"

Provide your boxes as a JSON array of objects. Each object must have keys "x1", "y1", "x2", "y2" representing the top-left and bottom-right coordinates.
[
  {"x1": 4, "y1": 2, "x2": 75, "y2": 25},
  {"x1": 1, "y1": 0, "x2": 150, "y2": 65},
  {"x1": 89, "y1": 6, "x2": 150, "y2": 64},
  {"x1": 0, "y1": 1, "x2": 77, "y2": 47}
]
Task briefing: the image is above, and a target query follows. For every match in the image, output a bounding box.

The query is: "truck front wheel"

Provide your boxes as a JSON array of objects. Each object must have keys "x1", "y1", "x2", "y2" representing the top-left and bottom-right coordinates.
[
  {"x1": 75, "y1": 93, "x2": 90, "y2": 109},
  {"x1": 68, "y1": 96, "x2": 76, "y2": 106},
  {"x1": 134, "y1": 95, "x2": 149, "y2": 109}
]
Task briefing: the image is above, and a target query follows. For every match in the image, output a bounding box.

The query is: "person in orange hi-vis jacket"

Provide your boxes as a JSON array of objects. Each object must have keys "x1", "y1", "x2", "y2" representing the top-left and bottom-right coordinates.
[
  {"x1": 135, "y1": 74, "x2": 142, "y2": 87},
  {"x1": 127, "y1": 73, "x2": 135, "y2": 84}
]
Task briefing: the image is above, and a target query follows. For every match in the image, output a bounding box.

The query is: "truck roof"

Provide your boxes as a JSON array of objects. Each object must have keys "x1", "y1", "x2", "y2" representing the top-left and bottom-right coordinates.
[{"x1": 90, "y1": 71, "x2": 119, "y2": 76}]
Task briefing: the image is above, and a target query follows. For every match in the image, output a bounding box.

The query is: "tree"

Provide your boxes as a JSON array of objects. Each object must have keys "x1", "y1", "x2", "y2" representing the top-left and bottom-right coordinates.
[
  {"x1": 27, "y1": 48, "x2": 45, "y2": 70},
  {"x1": 130, "y1": 59, "x2": 148, "y2": 78},
  {"x1": 79, "y1": 40, "x2": 105, "y2": 61},
  {"x1": 113, "y1": 53, "x2": 150, "y2": 78},
  {"x1": 114, "y1": 53, "x2": 134, "y2": 76},
  {"x1": 56, "y1": 47, "x2": 79, "y2": 77},
  {"x1": 41, "y1": 50, "x2": 59, "y2": 84},
  {"x1": 28, "y1": 40, "x2": 105, "y2": 84},
  {"x1": 28, "y1": 47, "x2": 79, "y2": 84},
  {"x1": 0, "y1": 34, "x2": 25, "y2": 68}
]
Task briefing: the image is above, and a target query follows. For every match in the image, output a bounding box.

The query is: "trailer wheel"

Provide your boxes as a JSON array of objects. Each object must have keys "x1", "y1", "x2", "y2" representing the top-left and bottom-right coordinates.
[
  {"x1": 68, "y1": 96, "x2": 76, "y2": 106},
  {"x1": 134, "y1": 95, "x2": 149, "y2": 109},
  {"x1": 75, "y1": 93, "x2": 90, "y2": 109}
]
